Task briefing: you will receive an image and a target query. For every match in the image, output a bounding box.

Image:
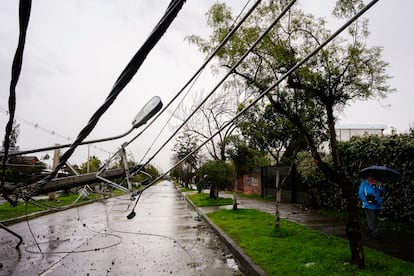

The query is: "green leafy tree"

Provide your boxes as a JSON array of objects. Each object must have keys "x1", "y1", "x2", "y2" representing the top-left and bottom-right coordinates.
[
  {"x1": 172, "y1": 132, "x2": 201, "y2": 188},
  {"x1": 1, "y1": 122, "x2": 47, "y2": 185},
  {"x1": 190, "y1": 1, "x2": 394, "y2": 267},
  {"x1": 225, "y1": 135, "x2": 270, "y2": 177},
  {"x1": 226, "y1": 135, "x2": 270, "y2": 210},
  {"x1": 197, "y1": 159, "x2": 235, "y2": 199},
  {"x1": 79, "y1": 155, "x2": 102, "y2": 174},
  {"x1": 5, "y1": 156, "x2": 47, "y2": 184},
  {"x1": 143, "y1": 164, "x2": 160, "y2": 179},
  {"x1": 133, "y1": 164, "x2": 160, "y2": 184},
  {"x1": 225, "y1": 135, "x2": 270, "y2": 209},
  {"x1": 237, "y1": 103, "x2": 304, "y2": 227}
]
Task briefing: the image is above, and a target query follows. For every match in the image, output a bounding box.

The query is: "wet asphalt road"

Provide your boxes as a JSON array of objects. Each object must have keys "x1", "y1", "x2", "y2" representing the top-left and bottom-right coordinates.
[{"x1": 0, "y1": 181, "x2": 243, "y2": 276}]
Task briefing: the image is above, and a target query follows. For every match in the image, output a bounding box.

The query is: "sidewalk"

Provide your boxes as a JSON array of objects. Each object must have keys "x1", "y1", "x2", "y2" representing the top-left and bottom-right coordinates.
[{"x1": 183, "y1": 190, "x2": 413, "y2": 275}]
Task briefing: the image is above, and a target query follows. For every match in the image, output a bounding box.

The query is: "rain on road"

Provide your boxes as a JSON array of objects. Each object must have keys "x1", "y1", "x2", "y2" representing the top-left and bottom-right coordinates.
[{"x1": 0, "y1": 181, "x2": 243, "y2": 275}]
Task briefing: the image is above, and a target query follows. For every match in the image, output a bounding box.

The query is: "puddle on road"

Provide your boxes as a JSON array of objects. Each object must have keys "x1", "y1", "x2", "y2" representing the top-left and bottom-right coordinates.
[{"x1": 225, "y1": 256, "x2": 240, "y2": 271}]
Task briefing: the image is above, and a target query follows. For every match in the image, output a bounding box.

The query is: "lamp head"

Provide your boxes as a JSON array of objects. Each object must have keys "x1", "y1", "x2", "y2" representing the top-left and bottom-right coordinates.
[{"x1": 132, "y1": 96, "x2": 163, "y2": 128}]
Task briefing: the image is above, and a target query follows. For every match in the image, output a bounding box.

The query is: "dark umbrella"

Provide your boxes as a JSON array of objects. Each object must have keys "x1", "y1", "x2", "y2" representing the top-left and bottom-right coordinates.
[{"x1": 359, "y1": 165, "x2": 402, "y2": 183}]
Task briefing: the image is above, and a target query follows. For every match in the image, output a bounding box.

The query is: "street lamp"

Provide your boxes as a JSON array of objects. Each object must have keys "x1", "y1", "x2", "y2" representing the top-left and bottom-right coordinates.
[
  {"x1": 1, "y1": 96, "x2": 163, "y2": 195},
  {"x1": 0, "y1": 97, "x2": 163, "y2": 248}
]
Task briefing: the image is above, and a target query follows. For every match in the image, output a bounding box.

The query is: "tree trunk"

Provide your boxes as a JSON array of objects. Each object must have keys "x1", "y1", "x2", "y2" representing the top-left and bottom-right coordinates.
[
  {"x1": 209, "y1": 183, "x2": 217, "y2": 199},
  {"x1": 232, "y1": 178, "x2": 238, "y2": 210},
  {"x1": 344, "y1": 179, "x2": 365, "y2": 268},
  {"x1": 275, "y1": 166, "x2": 281, "y2": 228},
  {"x1": 269, "y1": 96, "x2": 365, "y2": 267},
  {"x1": 326, "y1": 103, "x2": 365, "y2": 267}
]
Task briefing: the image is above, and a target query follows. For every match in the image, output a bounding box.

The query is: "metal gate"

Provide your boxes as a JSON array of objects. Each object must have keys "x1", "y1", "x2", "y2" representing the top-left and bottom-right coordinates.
[{"x1": 261, "y1": 166, "x2": 305, "y2": 203}]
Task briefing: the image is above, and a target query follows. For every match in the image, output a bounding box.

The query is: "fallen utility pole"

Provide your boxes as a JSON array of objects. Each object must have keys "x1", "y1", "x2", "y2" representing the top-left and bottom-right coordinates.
[
  {"x1": 35, "y1": 167, "x2": 127, "y2": 194},
  {"x1": 2, "y1": 167, "x2": 130, "y2": 196}
]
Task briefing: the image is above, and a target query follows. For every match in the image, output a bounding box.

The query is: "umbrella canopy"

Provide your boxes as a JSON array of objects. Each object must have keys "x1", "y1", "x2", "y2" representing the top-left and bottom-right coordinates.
[{"x1": 359, "y1": 165, "x2": 402, "y2": 183}]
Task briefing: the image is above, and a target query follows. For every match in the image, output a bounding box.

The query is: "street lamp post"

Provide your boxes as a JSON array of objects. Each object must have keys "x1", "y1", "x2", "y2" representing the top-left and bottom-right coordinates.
[
  {"x1": 1, "y1": 96, "x2": 163, "y2": 158},
  {"x1": 1, "y1": 96, "x2": 163, "y2": 196}
]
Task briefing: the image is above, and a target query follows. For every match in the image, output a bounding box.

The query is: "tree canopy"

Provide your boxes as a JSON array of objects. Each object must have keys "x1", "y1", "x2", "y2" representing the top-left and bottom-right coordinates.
[{"x1": 189, "y1": 0, "x2": 394, "y2": 268}]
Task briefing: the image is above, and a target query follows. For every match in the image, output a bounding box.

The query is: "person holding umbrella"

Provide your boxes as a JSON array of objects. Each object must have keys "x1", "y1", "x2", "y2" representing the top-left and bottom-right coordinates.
[
  {"x1": 358, "y1": 165, "x2": 401, "y2": 240},
  {"x1": 358, "y1": 173, "x2": 385, "y2": 239}
]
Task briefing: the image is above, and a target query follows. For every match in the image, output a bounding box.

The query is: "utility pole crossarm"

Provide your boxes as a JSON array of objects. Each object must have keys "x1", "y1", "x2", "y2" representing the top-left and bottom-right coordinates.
[{"x1": 29, "y1": 167, "x2": 126, "y2": 195}]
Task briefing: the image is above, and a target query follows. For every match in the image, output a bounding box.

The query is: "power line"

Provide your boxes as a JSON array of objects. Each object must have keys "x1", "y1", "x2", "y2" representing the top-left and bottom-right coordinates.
[
  {"x1": 1, "y1": 107, "x2": 71, "y2": 141},
  {"x1": 130, "y1": 0, "x2": 295, "y2": 176},
  {"x1": 0, "y1": 106, "x2": 111, "y2": 155},
  {"x1": 130, "y1": 0, "x2": 382, "y2": 207},
  {"x1": 128, "y1": 0, "x2": 263, "y2": 167},
  {"x1": 45, "y1": 0, "x2": 186, "y2": 181}
]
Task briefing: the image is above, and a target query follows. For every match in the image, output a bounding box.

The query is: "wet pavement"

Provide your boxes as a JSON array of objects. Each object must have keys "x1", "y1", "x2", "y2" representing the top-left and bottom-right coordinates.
[{"x1": 0, "y1": 181, "x2": 243, "y2": 276}]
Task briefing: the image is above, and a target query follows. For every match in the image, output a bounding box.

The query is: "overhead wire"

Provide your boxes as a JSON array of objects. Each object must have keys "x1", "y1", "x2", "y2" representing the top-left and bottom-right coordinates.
[
  {"x1": 25, "y1": 200, "x2": 43, "y2": 255},
  {"x1": 43, "y1": 0, "x2": 187, "y2": 182},
  {"x1": 123, "y1": 0, "x2": 263, "y2": 150},
  {"x1": 1, "y1": 0, "x2": 32, "y2": 189},
  {"x1": 137, "y1": 0, "x2": 381, "y2": 196},
  {"x1": 2, "y1": 0, "x2": 259, "y2": 196},
  {"x1": 0, "y1": 107, "x2": 111, "y2": 155},
  {"x1": 133, "y1": 0, "x2": 261, "y2": 166},
  {"x1": 4, "y1": 1, "x2": 379, "y2": 259},
  {"x1": 0, "y1": 106, "x2": 71, "y2": 142},
  {"x1": 129, "y1": 0, "x2": 297, "y2": 177}
]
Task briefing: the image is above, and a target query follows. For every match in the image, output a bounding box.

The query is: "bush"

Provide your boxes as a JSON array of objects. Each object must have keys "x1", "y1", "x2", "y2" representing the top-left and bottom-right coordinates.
[
  {"x1": 296, "y1": 152, "x2": 346, "y2": 211},
  {"x1": 297, "y1": 130, "x2": 414, "y2": 222}
]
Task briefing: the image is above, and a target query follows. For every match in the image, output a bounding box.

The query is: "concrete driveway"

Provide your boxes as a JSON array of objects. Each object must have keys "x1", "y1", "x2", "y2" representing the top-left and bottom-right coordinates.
[{"x1": 0, "y1": 181, "x2": 243, "y2": 275}]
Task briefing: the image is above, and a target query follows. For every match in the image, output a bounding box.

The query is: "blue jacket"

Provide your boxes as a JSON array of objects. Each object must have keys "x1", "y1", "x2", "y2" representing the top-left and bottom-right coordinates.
[{"x1": 358, "y1": 180, "x2": 385, "y2": 210}]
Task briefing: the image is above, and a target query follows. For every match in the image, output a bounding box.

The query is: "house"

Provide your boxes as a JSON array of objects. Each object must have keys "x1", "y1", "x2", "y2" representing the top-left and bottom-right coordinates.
[
  {"x1": 10, "y1": 155, "x2": 40, "y2": 165},
  {"x1": 335, "y1": 124, "x2": 386, "y2": 141}
]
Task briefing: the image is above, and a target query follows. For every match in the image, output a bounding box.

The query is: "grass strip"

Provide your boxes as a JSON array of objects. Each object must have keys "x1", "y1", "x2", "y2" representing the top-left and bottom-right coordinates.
[
  {"x1": 0, "y1": 192, "x2": 104, "y2": 221},
  {"x1": 207, "y1": 209, "x2": 414, "y2": 275},
  {"x1": 187, "y1": 192, "x2": 233, "y2": 207}
]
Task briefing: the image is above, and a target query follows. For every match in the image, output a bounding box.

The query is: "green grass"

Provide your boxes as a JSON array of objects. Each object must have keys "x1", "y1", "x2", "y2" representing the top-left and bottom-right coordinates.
[
  {"x1": 178, "y1": 187, "x2": 194, "y2": 192},
  {"x1": 208, "y1": 209, "x2": 414, "y2": 275},
  {"x1": 0, "y1": 192, "x2": 105, "y2": 221},
  {"x1": 187, "y1": 192, "x2": 233, "y2": 207},
  {"x1": 0, "y1": 182, "x2": 157, "y2": 222}
]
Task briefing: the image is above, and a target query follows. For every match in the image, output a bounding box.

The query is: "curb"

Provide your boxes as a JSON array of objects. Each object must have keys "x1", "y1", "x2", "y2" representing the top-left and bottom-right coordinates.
[{"x1": 184, "y1": 195, "x2": 266, "y2": 276}]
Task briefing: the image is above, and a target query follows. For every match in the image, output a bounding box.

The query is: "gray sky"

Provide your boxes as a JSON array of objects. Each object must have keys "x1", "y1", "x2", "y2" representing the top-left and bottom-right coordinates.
[{"x1": 1, "y1": 1, "x2": 413, "y2": 172}]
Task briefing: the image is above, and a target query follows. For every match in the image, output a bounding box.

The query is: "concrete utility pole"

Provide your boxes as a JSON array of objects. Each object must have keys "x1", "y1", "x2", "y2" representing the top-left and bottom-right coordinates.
[{"x1": 48, "y1": 145, "x2": 60, "y2": 200}]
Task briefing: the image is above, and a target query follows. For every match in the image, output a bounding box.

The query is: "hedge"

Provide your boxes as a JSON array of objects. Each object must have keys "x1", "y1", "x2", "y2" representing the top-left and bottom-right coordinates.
[{"x1": 297, "y1": 130, "x2": 414, "y2": 222}]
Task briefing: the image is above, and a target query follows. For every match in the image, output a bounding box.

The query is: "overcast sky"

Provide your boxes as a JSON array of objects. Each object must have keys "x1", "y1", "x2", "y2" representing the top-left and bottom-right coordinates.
[{"x1": 1, "y1": 1, "x2": 413, "y2": 172}]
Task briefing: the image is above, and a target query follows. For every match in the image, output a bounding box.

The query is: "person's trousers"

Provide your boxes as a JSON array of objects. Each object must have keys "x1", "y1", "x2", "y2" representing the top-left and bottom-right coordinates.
[{"x1": 364, "y1": 208, "x2": 380, "y2": 237}]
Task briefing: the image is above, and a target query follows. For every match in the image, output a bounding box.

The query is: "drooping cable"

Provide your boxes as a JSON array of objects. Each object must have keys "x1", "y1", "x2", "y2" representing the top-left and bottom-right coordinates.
[
  {"x1": 122, "y1": 0, "x2": 263, "y2": 153},
  {"x1": 25, "y1": 200, "x2": 43, "y2": 255},
  {"x1": 1, "y1": 0, "x2": 32, "y2": 189},
  {"x1": 125, "y1": 1, "x2": 297, "y2": 216},
  {"x1": 133, "y1": 0, "x2": 261, "y2": 167},
  {"x1": 136, "y1": 0, "x2": 381, "y2": 196},
  {"x1": 129, "y1": 0, "x2": 297, "y2": 177},
  {"x1": 43, "y1": 0, "x2": 187, "y2": 182}
]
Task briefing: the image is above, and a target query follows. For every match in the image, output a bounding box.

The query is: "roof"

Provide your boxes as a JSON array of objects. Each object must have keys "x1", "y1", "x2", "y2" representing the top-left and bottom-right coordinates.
[{"x1": 336, "y1": 124, "x2": 387, "y2": 130}]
